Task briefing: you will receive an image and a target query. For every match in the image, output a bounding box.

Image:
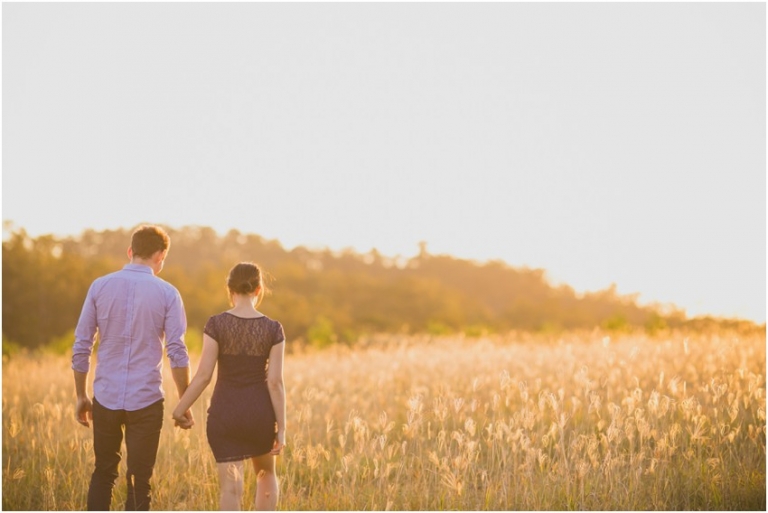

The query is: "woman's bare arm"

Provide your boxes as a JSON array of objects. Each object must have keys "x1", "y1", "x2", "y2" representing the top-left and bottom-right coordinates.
[
  {"x1": 172, "y1": 334, "x2": 219, "y2": 426},
  {"x1": 267, "y1": 340, "x2": 286, "y2": 454}
]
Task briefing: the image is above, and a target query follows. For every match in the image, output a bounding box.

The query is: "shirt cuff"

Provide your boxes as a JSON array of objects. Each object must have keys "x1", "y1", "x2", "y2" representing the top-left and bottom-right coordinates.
[
  {"x1": 71, "y1": 353, "x2": 91, "y2": 374},
  {"x1": 167, "y1": 349, "x2": 190, "y2": 369}
]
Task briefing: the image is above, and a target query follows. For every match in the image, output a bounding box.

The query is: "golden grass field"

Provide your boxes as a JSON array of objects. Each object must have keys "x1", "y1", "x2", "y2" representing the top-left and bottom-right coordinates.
[{"x1": 2, "y1": 329, "x2": 766, "y2": 510}]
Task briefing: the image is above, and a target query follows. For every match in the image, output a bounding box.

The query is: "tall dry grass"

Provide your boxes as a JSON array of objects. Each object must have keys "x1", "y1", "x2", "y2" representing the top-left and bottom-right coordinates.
[{"x1": 3, "y1": 330, "x2": 766, "y2": 510}]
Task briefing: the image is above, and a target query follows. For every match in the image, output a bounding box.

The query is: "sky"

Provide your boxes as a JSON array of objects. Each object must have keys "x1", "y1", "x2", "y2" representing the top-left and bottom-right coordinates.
[{"x1": 2, "y1": 2, "x2": 766, "y2": 323}]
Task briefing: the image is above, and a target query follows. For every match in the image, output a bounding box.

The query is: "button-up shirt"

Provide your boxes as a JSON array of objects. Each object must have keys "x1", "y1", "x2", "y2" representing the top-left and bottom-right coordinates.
[{"x1": 72, "y1": 263, "x2": 189, "y2": 411}]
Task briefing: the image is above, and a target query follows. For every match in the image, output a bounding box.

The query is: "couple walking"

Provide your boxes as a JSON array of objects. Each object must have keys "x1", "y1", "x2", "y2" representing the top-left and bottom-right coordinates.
[{"x1": 72, "y1": 225, "x2": 286, "y2": 511}]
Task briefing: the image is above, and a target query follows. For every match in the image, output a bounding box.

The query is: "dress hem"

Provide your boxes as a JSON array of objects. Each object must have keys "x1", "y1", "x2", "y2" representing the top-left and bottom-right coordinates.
[{"x1": 214, "y1": 451, "x2": 273, "y2": 463}]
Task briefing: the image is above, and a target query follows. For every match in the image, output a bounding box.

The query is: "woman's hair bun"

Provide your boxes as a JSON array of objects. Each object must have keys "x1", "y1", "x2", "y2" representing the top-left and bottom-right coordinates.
[{"x1": 227, "y1": 262, "x2": 263, "y2": 295}]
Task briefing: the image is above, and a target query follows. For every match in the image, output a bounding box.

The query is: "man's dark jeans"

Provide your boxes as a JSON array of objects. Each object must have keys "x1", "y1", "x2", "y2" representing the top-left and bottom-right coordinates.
[{"x1": 87, "y1": 397, "x2": 164, "y2": 511}]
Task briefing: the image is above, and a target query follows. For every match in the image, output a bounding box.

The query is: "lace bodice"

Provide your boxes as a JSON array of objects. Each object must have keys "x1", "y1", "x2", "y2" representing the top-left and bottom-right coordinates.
[{"x1": 203, "y1": 313, "x2": 285, "y2": 357}]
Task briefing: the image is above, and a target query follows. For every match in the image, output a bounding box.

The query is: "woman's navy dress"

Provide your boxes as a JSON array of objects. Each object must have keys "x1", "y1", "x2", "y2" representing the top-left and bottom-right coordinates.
[{"x1": 204, "y1": 312, "x2": 285, "y2": 462}]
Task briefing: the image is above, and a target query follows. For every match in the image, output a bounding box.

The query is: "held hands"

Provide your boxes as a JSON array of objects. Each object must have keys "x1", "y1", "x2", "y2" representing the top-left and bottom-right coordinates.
[
  {"x1": 172, "y1": 408, "x2": 195, "y2": 430},
  {"x1": 75, "y1": 396, "x2": 93, "y2": 427},
  {"x1": 76, "y1": 392, "x2": 195, "y2": 430}
]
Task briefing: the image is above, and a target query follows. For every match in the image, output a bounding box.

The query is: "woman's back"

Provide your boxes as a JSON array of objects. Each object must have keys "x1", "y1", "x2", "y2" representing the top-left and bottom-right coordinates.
[
  {"x1": 205, "y1": 313, "x2": 283, "y2": 386},
  {"x1": 204, "y1": 311, "x2": 285, "y2": 462}
]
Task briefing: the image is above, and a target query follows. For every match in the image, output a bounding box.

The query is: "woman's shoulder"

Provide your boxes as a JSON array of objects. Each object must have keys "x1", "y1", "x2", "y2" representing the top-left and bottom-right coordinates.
[
  {"x1": 206, "y1": 312, "x2": 229, "y2": 323},
  {"x1": 261, "y1": 316, "x2": 285, "y2": 343},
  {"x1": 259, "y1": 314, "x2": 283, "y2": 328},
  {"x1": 203, "y1": 311, "x2": 230, "y2": 331}
]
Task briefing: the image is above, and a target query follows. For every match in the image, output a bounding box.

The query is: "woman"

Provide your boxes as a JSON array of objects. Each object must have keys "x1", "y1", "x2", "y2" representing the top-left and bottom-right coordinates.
[{"x1": 173, "y1": 262, "x2": 286, "y2": 511}]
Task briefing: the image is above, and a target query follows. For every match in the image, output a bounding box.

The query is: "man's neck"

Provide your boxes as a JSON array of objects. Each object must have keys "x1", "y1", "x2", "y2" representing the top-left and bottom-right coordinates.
[{"x1": 130, "y1": 258, "x2": 156, "y2": 274}]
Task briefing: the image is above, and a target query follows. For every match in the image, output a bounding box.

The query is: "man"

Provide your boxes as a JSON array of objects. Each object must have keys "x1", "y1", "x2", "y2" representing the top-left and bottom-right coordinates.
[{"x1": 72, "y1": 225, "x2": 194, "y2": 510}]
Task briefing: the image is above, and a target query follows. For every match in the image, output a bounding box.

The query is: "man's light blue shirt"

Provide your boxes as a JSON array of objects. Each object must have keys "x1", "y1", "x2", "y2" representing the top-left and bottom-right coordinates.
[{"x1": 72, "y1": 263, "x2": 189, "y2": 411}]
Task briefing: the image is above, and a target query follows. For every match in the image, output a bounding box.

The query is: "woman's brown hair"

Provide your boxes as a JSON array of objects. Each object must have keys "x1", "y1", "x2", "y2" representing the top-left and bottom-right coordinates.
[{"x1": 227, "y1": 262, "x2": 268, "y2": 305}]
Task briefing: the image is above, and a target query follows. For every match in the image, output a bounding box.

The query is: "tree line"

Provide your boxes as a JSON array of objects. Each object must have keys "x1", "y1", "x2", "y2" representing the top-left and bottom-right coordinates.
[{"x1": 2, "y1": 223, "x2": 759, "y2": 352}]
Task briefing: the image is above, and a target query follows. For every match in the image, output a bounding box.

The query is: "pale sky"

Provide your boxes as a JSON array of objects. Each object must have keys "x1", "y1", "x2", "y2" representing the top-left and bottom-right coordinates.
[{"x1": 2, "y1": 2, "x2": 766, "y2": 323}]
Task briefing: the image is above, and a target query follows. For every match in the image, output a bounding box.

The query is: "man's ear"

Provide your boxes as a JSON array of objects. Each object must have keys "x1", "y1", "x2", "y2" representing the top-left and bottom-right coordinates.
[{"x1": 127, "y1": 247, "x2": 133, "y2": 260}]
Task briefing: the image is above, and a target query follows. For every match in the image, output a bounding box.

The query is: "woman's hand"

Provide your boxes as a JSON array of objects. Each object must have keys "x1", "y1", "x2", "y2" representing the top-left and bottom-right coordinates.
[
  {"x1": 172, "y1": 408, "x2": 195, "y2": 429},
  {"x1": 270, "y1": 431, "x2": 286, "y2": 456}
]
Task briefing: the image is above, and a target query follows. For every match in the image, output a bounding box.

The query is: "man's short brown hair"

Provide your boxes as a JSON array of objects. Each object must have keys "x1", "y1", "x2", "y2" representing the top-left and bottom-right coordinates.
[{"x1": 131, "y1": 225, "x2": 170, "y2": 259}]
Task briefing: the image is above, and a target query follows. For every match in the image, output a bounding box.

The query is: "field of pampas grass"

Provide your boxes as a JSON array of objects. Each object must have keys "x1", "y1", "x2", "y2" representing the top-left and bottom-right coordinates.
[{"x1": 3, "y1": 329, "x2": 766, "y2": 510}]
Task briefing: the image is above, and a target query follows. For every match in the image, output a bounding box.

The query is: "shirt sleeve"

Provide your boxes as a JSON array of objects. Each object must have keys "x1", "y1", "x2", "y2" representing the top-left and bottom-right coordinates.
[
  {"x1": 203, "y1": 315, "x2": 217, "y2": 340},
  {"x1": 72, "y1": 282, "x2": 99, "y2": 373},
  {"x1": 273, "y1": 321, "x2": 286, "y2": 346},
  {"x1": 164, "y1": 287, "x2": 190, "y2": 369}
]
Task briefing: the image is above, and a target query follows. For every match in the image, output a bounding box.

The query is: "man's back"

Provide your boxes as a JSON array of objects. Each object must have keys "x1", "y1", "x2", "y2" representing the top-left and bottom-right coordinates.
[{"x1": 72, "y1": 263, "x2": 188, "y2": 411}]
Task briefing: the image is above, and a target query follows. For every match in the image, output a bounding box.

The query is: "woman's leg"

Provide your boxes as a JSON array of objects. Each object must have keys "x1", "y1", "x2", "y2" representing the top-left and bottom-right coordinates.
[
  {"x1": 216, "y1": 461, "x2": 245, "y2": 511},
  {"x1": 251, "y1": 454, "x2": 278, "y2": 511}
]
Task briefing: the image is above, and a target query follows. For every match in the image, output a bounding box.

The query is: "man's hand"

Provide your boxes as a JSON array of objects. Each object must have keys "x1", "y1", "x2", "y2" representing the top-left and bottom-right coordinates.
[
  {"x1": 76, "y1": 396, "x2": 93, "y2": 427},
  {"x1": 173, "y1": 408, "x2": 195, "y2": 430}
]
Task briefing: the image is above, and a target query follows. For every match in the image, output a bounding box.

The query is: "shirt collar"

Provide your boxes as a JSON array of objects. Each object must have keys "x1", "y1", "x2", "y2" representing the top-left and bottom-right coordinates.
[{"x1": 123, "y1": 263, "x2": 154, "y2": 274}]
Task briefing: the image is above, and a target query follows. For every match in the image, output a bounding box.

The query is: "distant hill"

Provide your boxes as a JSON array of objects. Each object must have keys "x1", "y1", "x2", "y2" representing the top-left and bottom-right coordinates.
[{"x1": 2, "y1": 224, "x2": 760, "y2": 350}]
